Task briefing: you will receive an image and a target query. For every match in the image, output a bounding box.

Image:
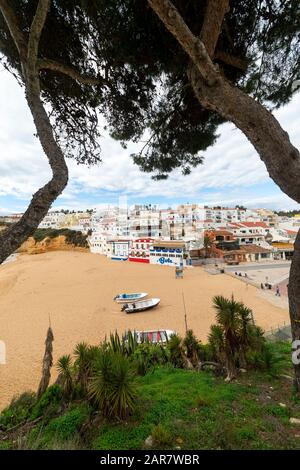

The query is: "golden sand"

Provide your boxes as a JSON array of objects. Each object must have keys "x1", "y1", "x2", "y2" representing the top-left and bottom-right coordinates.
[{"x1": 0, "y1": 252, "x2": 289, "y2": 410}]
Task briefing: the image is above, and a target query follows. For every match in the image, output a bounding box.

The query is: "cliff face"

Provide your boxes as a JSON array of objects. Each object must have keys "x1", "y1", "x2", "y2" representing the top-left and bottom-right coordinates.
[{"x1": 18, "y1": 235, "x2": 89, "y2": 254}]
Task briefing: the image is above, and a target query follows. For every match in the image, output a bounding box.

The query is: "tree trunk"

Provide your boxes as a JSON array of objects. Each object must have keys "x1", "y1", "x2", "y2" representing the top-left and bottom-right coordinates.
[
  {"x1": 225, "y1": 355, "x2": 236, "y2": 382},
  {"x1": 188, "y1": 68, "x2": 300, "y2": 387},
  {"x1": 289, "y1": 230, "x2": 300, "y2": 390},
  {"x1": 238, "y1": 346, "x2": 247, "y2": 369},
  {"x1": 0, "y1": 0, "x2": 68, "y2": 265},
  {"x1": 0, "y1": 84, "x2": 68, "y2": 264},
  {"x1": 148, "y1": 0, "x2": 300, "y2": 391}
]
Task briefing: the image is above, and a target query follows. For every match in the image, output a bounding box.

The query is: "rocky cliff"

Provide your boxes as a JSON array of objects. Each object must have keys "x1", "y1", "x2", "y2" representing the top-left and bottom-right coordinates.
[{"x1": 18, "y1": 235, "x2": 89, "y2": 255}]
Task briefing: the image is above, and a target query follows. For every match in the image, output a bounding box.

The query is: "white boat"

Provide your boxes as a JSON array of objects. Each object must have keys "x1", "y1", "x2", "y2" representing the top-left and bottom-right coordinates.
[
  {"x1": 127, "y1": 329, "x2": 176, "y2": 343},
  {"x1": 114, "y1": 292, "x2": 148, "y2": 303},
  {"x1": 121, "y1": 298, "x2": 160, "y2": 314}
]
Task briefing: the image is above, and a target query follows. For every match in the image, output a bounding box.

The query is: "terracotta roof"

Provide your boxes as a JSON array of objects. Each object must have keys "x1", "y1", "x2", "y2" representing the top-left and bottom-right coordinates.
[
  {"x1": 240, "y1": 222, "x2": 269, "y2": 228},
  {"x1": 240, "y1": 245, "x2": 272, "y2": 254}
]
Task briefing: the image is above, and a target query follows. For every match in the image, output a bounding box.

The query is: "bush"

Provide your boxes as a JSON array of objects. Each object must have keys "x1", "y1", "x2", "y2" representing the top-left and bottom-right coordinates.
[
  {"x1": 33, "y1": 228, "x2": 88, "y2": 247},
  {"x1": 151, "y1": 424, "x2": 173, "y2": 447},
  {"x1": 133, "y1": 343, "x2": 169, "y2": 375},
  {"x1": 167, "y1": 335, "x2": 185, "y2": 368},
  {"x1": 0, "y1": 392, "x2": 36, "y2": 430},
  {"x1": 43, "y1": 405, "x2": 90, "y2": 441},
  {"x1": 246, "y1": 343, "x2": 282, "y2": 373},
  {"x1": 183, "y1": 330, "x2": 201, "y2": 365},
  {"x1": 31, "y1": 385, "x2": 63, "y2": 420}
]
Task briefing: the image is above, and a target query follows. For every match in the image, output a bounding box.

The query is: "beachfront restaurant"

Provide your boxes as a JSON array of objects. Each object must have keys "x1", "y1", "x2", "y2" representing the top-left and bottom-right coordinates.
[{"x1": 149, "y1": 241, "x2": 186, "y2": 267}]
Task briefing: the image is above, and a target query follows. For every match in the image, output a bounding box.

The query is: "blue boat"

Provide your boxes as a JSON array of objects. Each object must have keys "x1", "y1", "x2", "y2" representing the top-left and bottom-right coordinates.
[{"x1": 114, "y1": 292, "x2": 148, "y2": 303}]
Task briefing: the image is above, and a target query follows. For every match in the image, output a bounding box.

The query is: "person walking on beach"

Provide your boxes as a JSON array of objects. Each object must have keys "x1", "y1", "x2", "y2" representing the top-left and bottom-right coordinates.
[{"x1": 275, "y1": 286, "x2": 281, "y2": 297}]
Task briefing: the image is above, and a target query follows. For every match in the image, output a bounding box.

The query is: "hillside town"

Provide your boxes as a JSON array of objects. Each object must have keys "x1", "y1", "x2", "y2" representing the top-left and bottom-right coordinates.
[{"x1": 1, "y1": 204, "x2": 298, "y2": 267}]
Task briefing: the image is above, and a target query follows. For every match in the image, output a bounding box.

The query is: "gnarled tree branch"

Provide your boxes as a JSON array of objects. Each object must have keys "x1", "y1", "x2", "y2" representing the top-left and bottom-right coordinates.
[
  {"x1": 148, "y1": 0, "x2": 300, "y2": 392},
  {"x1": 27, "y1": 0, "x2": 50, "y2": 73},
  {"x1": 0, "y1": 0, "x2": 27, "y2": 62},
  {"x1": 37, "y1": 58, "x2": 109, "y2": 86},
  {"x1": 200, "y1": 0, "x2": 230, "y2": 58},
  {"x1": 0, "y1": 0, "x2": 69, "y2": 263},
  {"x1": 214, "y1": 50, "x2": 249, "y2": 71},
  {"x1": 148, "y1": 0, "x2": 300, "y2": 202}
]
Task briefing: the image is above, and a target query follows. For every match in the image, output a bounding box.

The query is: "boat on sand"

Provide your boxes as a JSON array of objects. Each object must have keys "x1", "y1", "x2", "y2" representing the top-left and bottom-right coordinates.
[
  {"x1": 121, "y1": 298, "x2": 160, "y2": 314},
  {"x1": 114, "y1": 292, "x2": 148, "y2": 303}
]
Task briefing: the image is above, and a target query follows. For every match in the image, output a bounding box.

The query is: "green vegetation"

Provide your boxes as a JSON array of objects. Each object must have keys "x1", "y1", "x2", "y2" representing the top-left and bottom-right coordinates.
[
  {"x1": 32, "y1": 228, "x2": 88, "y2": 248},
  {"x1": 0, "y1": 298, "x2": 299, "y2": 450},
  {"x1": 1, "y1": 341, "x2": 300, "y2": 450}
]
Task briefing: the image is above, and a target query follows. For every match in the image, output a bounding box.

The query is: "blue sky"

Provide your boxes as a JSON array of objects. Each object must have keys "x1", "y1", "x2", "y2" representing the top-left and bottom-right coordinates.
[{"x1": 0, "y1": 68, "x2": 299, "y2": 214}]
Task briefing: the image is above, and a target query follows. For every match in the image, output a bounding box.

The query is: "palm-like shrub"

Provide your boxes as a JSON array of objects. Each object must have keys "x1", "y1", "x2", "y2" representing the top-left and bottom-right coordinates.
[
  {"x1": 212, "y1": 295, "x2": 243, "y2": 380},
  {"x1": 211, "y1": 296, "x2": 269, "y2": 380},
  {"x1": 109, "y1": 331, "x2": 138, "y2": 357},
  {"x1": 208, "y1": 324, "x2": 226, "y2": 363},
  {"x1": 57, "y1": 355, "x2": 74, "y2": 398},
  {"x1": 183, "y1": 329, "x2": 201, "y2": 366},
  {"x1": 74, "y1": 342, "x2": 94, "y2": 394},
  {"x1": 88, "y1": 351, "x2": 137, "y2": 419},
  {"x1": 235, "y1": 304, "x2": 254, "y2": 368}
]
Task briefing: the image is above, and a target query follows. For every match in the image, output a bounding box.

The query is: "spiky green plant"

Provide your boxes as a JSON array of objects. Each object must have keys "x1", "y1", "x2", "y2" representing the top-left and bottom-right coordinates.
[
  {"x1": 208, "y1": 324, "x2": 226, "y2": 363},
  {"x1": 183, "y1": 329, "x2": 201, "y2": 366},
  {"x1": 212, "y1": 295, "x2": 242, "y2": 380},
  {"x1": 236, "y1": 304, "x2": 254, "y2": 368},
  {"x1": 57, "y1": 355, "x2": 74, "y2": 398},
  {"x1": 74, "y1": 342, "x2": 93, "y2": 394},
  {"x1": 167, "y1": 334, "x2": 185, "y2": 368},
  {"x1": 88, "y1": 351, "x2": 137, "y2": 419}
]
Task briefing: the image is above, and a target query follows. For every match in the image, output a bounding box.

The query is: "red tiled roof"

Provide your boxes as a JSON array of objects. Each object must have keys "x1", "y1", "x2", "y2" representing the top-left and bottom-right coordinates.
[{"x1": 240, "y1": 222, "x2": 269, "y2": 228}]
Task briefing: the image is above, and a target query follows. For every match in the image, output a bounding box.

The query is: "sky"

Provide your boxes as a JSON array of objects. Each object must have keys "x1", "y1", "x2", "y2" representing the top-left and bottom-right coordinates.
[{"x1": 0, "y1": 67, "x2": 299, "y2": 214}]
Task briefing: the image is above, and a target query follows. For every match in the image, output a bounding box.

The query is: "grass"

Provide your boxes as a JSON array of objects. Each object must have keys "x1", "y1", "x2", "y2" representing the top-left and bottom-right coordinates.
[
  {"x1": 92, "y1": 342, "x2": 300, "y2": 450},
  {"x1": 2, "y1": 341, "x2": 300, "y2": 450}
]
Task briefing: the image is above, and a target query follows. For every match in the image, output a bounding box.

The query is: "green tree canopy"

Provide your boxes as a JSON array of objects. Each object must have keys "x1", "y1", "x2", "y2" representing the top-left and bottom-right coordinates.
[{"x1": 1, "y1": 1, "x2": 299, "y2": 178}]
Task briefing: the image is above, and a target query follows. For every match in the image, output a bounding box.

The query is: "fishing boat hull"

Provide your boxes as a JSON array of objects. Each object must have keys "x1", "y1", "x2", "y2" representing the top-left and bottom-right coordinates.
[
  {"x1": 114, "y1": 292, "x2": 148, "y2": 303},
  {"x1": 121, "y1": 298, "x2": 160, "y2": 314}
]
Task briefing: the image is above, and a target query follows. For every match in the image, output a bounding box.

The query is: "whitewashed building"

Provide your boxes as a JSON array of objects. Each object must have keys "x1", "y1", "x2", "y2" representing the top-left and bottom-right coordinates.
[{"x1": 149, "y1": 240, "x2": 186, "y2": 267}]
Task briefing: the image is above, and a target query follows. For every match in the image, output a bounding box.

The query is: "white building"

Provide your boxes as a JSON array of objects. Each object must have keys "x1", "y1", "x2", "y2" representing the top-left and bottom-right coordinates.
[
  {"x1": 88, "y1": 232, "x2": 110, "y2": 254},
  {"x1": 107, "y1": 239, "x2": 131, "y2": 260},
  {"x1": 39, "y1": 211, "x2": 66, "y2": 229},
  {"x1": 149, "y1": 240, "x2": 186, "y2": 267}
]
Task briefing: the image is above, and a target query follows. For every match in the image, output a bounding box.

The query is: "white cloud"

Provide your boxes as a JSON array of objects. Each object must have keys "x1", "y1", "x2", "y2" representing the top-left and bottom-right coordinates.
[{"x1": 0, "y1": 67, "x2": 300, "y2": 211}]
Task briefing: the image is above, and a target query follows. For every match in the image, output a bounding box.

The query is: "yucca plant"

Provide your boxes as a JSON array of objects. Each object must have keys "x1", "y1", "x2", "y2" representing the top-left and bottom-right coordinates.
[
  {"x1": 109, "y1": 332, "x2": 123, "y2": 355},
  {"x1": 212, "y1": 295, "x2": 242, "y2": 381},
  {"x1": 208, "y1": 324, "x2": 226, "y2": 363},
  {"x1": 74, "y1": 342, "x2": 96, "y2": 394},
  {"x1": 88, "y1": 351, "x2": 137, "y2": 419},
  {"x1": 236, "y1": 304, "x2": 253, "y2": 368},
  {"x1": 57, "y1": 355, "x2": 74, "y2": 398},
  {"x1": 183, "y1": 329, "x2": 201, "y2": 366}
]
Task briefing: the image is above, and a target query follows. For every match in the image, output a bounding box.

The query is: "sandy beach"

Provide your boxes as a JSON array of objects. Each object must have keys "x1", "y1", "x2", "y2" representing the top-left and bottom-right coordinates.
[{"x1": 0, "y1": 252, "x2": 289, "y2": 410}]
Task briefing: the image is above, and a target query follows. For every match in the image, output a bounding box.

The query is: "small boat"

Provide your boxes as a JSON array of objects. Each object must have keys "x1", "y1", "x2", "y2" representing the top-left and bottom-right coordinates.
[
  {"x1": 114, "y1": 292, "x2": 148, "y2": 303},
  {"x1": 121, "y1": 298, "x2": 160, "y2": 314},
  {"x1": 124, "y1": 329, "x2": 176, "y2": 344}
]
